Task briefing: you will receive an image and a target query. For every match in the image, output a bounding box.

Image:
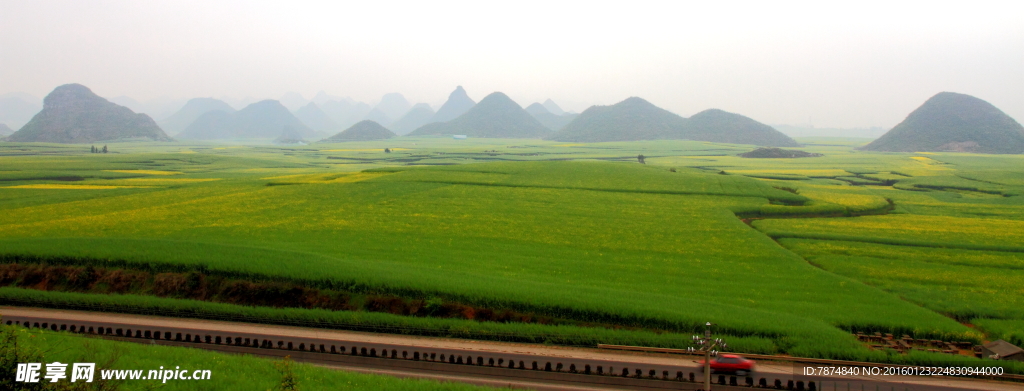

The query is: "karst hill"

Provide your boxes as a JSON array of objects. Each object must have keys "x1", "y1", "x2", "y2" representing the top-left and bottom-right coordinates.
[
  {"x1": 7, "y1": 84, "x2": 171, "y2": 143},
  {"x1": 410, "y1": 92, "x2": 550, "y2": 138},
  {"x1": 862, "y1": 92, "x2": 1024, "y2": 154}
]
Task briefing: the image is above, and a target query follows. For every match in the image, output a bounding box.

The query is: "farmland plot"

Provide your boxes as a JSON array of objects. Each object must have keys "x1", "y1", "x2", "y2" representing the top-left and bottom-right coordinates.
[{"x1": 0, "y1": 152, "x2": 971, "y2": 360}]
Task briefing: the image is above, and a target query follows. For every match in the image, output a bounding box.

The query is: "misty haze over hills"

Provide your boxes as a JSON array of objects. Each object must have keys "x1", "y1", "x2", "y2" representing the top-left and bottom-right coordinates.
[
  {"x1": 177, "y1": 100, "x2": 313, "y2": 140},
  {"x1": 5, "y1": 81, "x2": 1024, "y2": 155},
  {"x1": 772, "y1": 125, "x2": 888, "y2": 139},
  {"x1": 159, "y1": 98, "x2": 236, "y2": 136},
  {"x1": 0, "y1": 92, "x2": 42, "y2": 130},
  {"x1": 391, "y1": 103, "x2": 436, "y2": 135},
  {"x1": 373, "y1": 93, "x2": 412, "y2": 123},
  {"x1": 431, "y1": 86, "x2": 476, "y2": 123},
  {"x1": 542, "y1": 99, "x2": 565, "y2": 115},
  {"x1": 294, "y1": 102, "x2": 340, "y2": 133},
  {"x1": 361, "y1": 108, "x2": 392, "y2": 128},
  {"x1": 109, "y1": 96, "x2": 187, "y2": 123},
  {"x1": 321, "y1": 100, "x2": 372, "y2": 130},
  {"x1": 278, "y1": 92, "x2": 309, "y2": 112},
  {"x1": 0, "y1": 84, "x2": 897, "y2": 143},
  {"x1": 410, "y1": 92, "x2": 550, "y2": 138},
  {"x1": 525, "y1": 102, "x2": 578, "y2": 131}
]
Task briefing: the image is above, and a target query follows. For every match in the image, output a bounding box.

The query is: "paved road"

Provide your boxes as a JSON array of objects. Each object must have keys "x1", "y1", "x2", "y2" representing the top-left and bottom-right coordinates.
[{"x1": 2, "y1": 306, "x2": 1021, "y2": 390}]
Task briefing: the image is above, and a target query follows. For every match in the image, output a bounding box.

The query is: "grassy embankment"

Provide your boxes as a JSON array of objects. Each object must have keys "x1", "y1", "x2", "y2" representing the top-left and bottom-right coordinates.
[{"x1": 0, "y1": 323, "x2": 496, "y2": 391}]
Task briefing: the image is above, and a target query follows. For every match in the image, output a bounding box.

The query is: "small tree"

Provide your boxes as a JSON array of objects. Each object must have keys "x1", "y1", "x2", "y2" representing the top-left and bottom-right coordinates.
[
  {"x1": 1, "y1": 321, "x2": 125, "y2": 391},
  {"x1": 0, "y1": 324, "x2": 44, "y2": 391},
  {"x1": 274, "y1": 356, "x2": 299, "y2": 391},
  {"x1": 102, "y1": 145, "x2": 108, "y2": 153},
  {"x1": 384, "y1": 148, "x2": 391, "y2": 153},
  {"x1": 90, "y1": 145, "x2": 96, "y2": 153},
  {"x1": 637, "y1": 154, "x2": 646, "y2": 164}
]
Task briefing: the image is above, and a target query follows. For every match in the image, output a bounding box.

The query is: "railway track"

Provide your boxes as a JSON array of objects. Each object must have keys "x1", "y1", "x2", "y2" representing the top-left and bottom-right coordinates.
[{"x1": 2, "y1": 306, "x2": 1019, "y2": 391}]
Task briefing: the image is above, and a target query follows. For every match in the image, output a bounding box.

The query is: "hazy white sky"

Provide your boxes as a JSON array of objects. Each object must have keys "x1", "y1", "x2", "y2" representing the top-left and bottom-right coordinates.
[{"x1": 2, "y1": 1, "x2": 1022, "y2": 127}]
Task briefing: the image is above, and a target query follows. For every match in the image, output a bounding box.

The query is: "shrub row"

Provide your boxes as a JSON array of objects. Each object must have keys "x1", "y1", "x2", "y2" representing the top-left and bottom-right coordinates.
[{"x1": 0, "y1": 287, "x2": 779, "y2": 353}]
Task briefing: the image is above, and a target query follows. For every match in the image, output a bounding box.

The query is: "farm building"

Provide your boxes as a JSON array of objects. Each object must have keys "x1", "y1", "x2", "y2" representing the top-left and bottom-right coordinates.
[{"x1": 982, "y1": 340, "x2": 1024, "y2": 361}]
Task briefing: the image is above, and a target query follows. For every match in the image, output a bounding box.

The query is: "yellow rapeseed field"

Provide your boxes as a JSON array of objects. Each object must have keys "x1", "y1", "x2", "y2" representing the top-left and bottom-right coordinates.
[
  {"x1": 756, "y1": 214, "x2": 1024, "y2": 249},
  {"x1": 798, "y1": 189, "x2": 889, "y2": 211}
]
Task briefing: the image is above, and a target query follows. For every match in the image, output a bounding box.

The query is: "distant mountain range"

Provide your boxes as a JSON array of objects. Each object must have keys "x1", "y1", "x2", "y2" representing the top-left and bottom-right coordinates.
[
  {"x1": 323, "y1": 120, "x2": 396, "y2": 142},
  {"x1": 431, "y1": 86, "x2": 475, "y2": 123},
  {"x1": 108, "y1": 96, "x2": 187, "y2": 121},
  {"x1": 321, "y1": 100, "x2": 372, "y2": 130},
  {"x1": 409, "y1": 92, "x2": 550, "y2": 138},
  {"x1": 861, "y1": 92, "x2": 1024, "y2": 154},
  {"x1": 0, "y1": 92, "x2": 43, "y2": 130},
  {"x1": 0, "y1": 123, "x2": 14, "y2": 136},
  {"x1": 7, "y1": 84, "x2": 171, "y2": 143},
  {"x1": 159, "y1": 98, "x2": 236, "y2": 136},
  {"x1": 178, "y1": 100, "x2": 313, "y2": 140},
  {"x1": 294, "y1": 102, "x2": 340, "y2": 132},
  {"x1": 374, "y1": 93, "x2": 412, "y2": 123},
  {"x1": 772, "y1": 125, "x2": 888, "y2": 139},
  {"x1": 391, "y1": 103, "x2": 435, "y2": 135},
  {"x1": 548, "y1": 97, "x2": 798, "y2": 146},
  {"x1": 362, "y1": 108, "x2": 392, "y2": 128},
  {"x1": 278, "y1": 92, "x2": 309, "y2": 111},
  {"x1": 525, "y1": 102, "x2": 578, "y2": 131},
  {"x1": 298, "y1": 87, "x2": 474, "y2": 135},
  {"x1": 311, "y1": 91, "x2": 343, "y2": 106},
  {"x1": 25, "y1": 86, "x2": 1015, "y2": 150},
  {"x1": 542, "y1": 99, "x2": 565, "y2": 115}
]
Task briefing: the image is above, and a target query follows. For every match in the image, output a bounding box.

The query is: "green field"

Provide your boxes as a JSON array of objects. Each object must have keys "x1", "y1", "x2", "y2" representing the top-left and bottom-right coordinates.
[
  {"x1": 1, "y1": 137, "x2": 1023, "y2": 370},
  {"x1": 0, "y1": 323, "x2": 495, "y2": 391}
]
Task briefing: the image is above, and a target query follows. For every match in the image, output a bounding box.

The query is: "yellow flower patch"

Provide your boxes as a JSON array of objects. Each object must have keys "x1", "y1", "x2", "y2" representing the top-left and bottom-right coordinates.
[
  {"x1": 104, "y1": 170, "x2": 183, "y2": 175},
  {"x1": 4, "y1": 184, "x2": 151, "y2": 189},
  {"x1": 910, "y1": 156, "x2": 942, "y2": 164},
  {"x1": 326, "y1": 172, "x2": 388, "y2": 183},
  {"x1": 322, "y1": 148, "x2": 412, "y2": 152},
  {"x1": 262, "y1": 172, "x2": 388, "y2": 184},
  {"x1": 119, "y1": 178, "x2": 221, "y2": 183},
  {"x1": 728, "y1": 169, "x2": 849, "y2": 177},
  {"x1": 799, "y1": 189, "x2": 889, "y2": 210}
]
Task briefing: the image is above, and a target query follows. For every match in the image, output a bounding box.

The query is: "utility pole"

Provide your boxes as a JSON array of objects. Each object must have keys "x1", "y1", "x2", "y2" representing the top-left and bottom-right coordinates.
[{"x1": 689, "y1": 322, "x2": 727, "y2": 391}]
